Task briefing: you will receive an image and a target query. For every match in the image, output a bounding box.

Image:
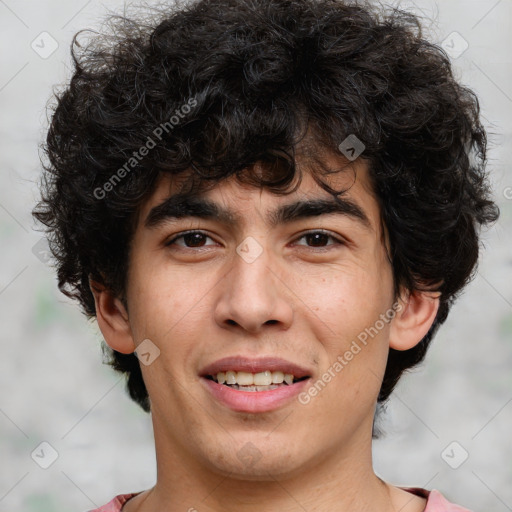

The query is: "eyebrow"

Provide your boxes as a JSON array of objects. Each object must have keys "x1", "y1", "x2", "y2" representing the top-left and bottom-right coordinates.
[{"x1": 144, "y1": 194, "x2": 371, "y2": 230}]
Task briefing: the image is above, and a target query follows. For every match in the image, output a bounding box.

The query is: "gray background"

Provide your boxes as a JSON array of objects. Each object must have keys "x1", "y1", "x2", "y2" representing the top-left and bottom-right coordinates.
[{"x1": 0, "y1": 0, "x2": 511, "y2": 511}]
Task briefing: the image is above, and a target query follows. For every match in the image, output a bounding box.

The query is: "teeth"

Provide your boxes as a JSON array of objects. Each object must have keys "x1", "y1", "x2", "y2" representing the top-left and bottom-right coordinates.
[
  {"x1": 214, "y1": 370, "x2": 295, "y2": 386},
  {"x1": 253, "y1": 371, "x2": 271, "y2": 386},
  {"x1": 236, "y1": 371, "x2": 254, "y2": 386},
  {"x1": 227, "y1": 384, "x2": 281, "y2": 392},
  {"x1": 271, "y1": 371, "x2": 284, "y2": 384}
]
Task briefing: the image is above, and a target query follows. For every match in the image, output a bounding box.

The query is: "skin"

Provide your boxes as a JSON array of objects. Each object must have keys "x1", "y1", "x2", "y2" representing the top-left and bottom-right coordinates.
[{"x1": 92, "y1": 150, "x2": 439, "y2": 512}]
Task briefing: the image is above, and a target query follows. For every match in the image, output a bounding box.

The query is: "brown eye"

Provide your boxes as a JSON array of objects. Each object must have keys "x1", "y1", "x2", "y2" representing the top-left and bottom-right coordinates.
[
  {"x1": 294, "y1": 230, "x2": 344, "y2": 249},
  {"x1": 166, "y1": 231, "x2": 216, "y2": 248}
]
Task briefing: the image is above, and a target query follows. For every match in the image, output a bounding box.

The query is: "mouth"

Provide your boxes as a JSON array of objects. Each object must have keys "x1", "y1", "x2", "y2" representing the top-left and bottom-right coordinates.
[
  {"x1": 199, "y1": 356, "x2": 312, "y2": 413},
  {"x1": 203, "y1": 371, "x2": 309, "y2": 392}
]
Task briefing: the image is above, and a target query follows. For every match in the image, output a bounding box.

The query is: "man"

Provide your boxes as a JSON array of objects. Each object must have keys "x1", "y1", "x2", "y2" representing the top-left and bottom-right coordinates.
[{"x1": 33, "y1": 0, "x2": 498, "y2": 510}]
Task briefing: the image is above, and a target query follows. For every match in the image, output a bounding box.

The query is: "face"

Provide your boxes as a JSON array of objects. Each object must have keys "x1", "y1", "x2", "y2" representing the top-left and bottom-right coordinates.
[{"x1": 113, "y1": 152, "x2": 399, "y2": 480}]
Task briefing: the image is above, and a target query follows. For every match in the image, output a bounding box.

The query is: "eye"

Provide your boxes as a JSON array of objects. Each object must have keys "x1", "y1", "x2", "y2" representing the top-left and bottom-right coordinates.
[
  {"x1": 165, "y1": 229, "x2": 345, "y2": 250},
  {"x1": 165, "y1": 230, "x2": 217, "y2": 248},
  {"x1": 293, "y1": 230, "x2": 345, "y2": 249}
]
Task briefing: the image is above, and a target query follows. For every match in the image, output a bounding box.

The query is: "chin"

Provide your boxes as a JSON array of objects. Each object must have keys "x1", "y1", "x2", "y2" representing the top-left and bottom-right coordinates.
[{"x1": 203, "y1": 443, "x2": 309, "y2": 481}]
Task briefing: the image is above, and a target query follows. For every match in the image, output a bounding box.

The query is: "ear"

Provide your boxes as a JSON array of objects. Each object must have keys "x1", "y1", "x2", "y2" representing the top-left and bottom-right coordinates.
[
  {"x1": 89, "y1": 279, "x2": 136, "y2": 354},
  {"x1": 389, "y1": 289, "x2": 440, "y2": 351}
]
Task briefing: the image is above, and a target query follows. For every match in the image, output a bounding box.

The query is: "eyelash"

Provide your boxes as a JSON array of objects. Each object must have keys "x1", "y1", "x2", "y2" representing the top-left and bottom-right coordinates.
[{"x1": 165, "y1": 229, "x2": 345, "y2": 250}]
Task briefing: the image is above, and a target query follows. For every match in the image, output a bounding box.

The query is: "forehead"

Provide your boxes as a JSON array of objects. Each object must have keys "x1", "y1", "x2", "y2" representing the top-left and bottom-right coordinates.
[{"x1": 137, "y1": 153, "x2": 381, "y2": 233}]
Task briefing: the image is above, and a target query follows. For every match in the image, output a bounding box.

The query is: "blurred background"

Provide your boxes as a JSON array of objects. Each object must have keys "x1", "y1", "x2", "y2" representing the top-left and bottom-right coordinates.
[{"x1": 0, "y1": 0, "x2": 511, "y2": 511}]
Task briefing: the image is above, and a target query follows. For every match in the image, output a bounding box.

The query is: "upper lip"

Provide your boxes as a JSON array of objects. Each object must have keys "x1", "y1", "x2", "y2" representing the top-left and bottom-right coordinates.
[{"x1": 200, "y1": 356, "x2": 312, "y2": 379}]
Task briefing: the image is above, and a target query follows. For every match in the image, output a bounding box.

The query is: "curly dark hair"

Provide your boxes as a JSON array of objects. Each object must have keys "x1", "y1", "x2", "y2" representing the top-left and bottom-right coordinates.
[{"x1": 33, "y1": 0, "x2": 499, "y2": 413}]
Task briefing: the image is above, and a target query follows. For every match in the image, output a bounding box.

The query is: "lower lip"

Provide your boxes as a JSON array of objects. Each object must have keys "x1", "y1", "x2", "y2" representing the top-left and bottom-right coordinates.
[{"x1": 200, "y1": 377, "x2": 310, "y2": 413}]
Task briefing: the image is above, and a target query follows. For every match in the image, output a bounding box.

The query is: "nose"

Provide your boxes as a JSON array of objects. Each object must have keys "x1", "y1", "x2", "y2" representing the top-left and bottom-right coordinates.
[{"x1": 214, "y1": 238, "x2": 294, "y2": 334}]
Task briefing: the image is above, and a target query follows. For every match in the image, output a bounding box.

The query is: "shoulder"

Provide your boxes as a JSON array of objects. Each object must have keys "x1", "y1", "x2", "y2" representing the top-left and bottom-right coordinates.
[
  {"x1": 87, "y1": 493, "x2": 140, "y2": 512},
  {"x1": 403, "y1": 487, "x2": 473, "y2": 512},
  {"x1": 425, "y1": 489, "x2": 473, "y2": 512}
]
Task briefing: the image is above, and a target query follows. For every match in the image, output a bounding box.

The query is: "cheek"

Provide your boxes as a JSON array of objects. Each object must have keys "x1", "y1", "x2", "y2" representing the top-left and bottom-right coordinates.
[
  {"x1": 292, "y1": 261, "x2": 394, "y2": 346},
  {"x1": 127, "y1": 256, "x2": 213, "y2": 346}
]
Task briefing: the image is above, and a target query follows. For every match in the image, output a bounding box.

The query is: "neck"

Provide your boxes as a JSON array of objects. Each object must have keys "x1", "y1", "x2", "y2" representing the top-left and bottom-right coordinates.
[{"x1": 124, "y1": 417, "x2": 401, "y2": 512}]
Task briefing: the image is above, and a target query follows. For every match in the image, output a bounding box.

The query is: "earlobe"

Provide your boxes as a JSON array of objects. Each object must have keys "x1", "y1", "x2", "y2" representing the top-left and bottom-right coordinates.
[
  {"x1": 389, "y1": 289, "x2": 440, "y2": 351},
  {"x1": 89, "y1": 279, "x2": 136, "y2": 354}
]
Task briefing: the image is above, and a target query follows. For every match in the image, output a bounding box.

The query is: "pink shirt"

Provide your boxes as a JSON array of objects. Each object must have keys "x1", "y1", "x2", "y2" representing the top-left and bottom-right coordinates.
[{"x1": 88, "y1": 488, "x2": 472, "y2": 511}]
